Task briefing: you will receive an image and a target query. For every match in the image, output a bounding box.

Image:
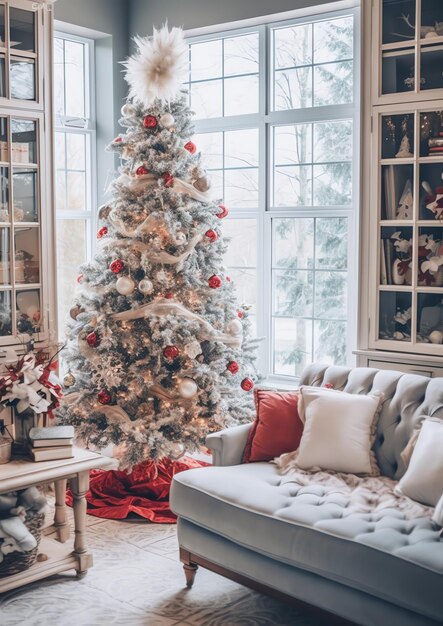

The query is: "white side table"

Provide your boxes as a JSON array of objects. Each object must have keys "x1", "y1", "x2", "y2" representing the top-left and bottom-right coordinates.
[{"x1": 0, "y1": 447, "x2": 112, "y2": 593}]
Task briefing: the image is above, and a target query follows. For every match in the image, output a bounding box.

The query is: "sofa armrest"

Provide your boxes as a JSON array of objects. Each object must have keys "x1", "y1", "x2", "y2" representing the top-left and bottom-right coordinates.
[{"x1": 206, "y1": 423, "x2": 253, "y2": 466}]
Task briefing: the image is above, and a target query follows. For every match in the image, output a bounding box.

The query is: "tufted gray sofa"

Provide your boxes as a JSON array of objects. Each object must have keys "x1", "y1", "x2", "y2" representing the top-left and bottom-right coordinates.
[{"x1": 170, "y1": 364, "x2": 443, "y2": 626}]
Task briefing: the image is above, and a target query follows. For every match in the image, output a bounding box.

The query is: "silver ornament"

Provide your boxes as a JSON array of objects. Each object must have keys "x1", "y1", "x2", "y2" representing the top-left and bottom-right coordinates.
[
  {"x1": 178, "y1": 378, "x2": 198, "y2": 399},
  {"x1": 226, "y1": 318, "x2": 242, "y2": 336},
  {"x1": 193, "y1": 176, "x2": 211, "y2": 192},
  {"x1": 172, "y1": 232, "x2": 187, "y2": 245},
  {"x1": 116, "y1": 276, "x2": 136, "y2": 295},
  {"x1": 121, "y1": 103, "x2": 135, "y2": 117},
  {"x1": 138, "y1": 278, "x2": 154, "y2": 294},
  {"x1": 159, "y1": 113, "x2": 175, "y2": 128},
  {"x1": 63, "y1": 372, "x2": 76, "y2": 388}
]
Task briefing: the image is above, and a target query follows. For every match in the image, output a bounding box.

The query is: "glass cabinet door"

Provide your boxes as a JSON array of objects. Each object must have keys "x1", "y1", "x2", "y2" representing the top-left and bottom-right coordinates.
[
  {"x1": 380, "y1": 0, "x2": 443, "y2": 98},
  {"x1": 0, "y1": 1, "x2": 39, "y2": 104}
]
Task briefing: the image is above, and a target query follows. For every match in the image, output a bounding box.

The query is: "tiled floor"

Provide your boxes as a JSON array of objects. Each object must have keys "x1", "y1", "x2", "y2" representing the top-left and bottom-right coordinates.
[{"x1": 0, "y1": 508, "x2": 332, "y2": 626}]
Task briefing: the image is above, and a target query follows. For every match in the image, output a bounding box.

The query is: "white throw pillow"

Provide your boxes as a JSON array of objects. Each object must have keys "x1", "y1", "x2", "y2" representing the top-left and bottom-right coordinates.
[
  {"x1": 395, "y1": 417, "x2": 443, "y2": 506},
  {"x1": 295, "y1": 386, "x2": 384, "y2": 475}
]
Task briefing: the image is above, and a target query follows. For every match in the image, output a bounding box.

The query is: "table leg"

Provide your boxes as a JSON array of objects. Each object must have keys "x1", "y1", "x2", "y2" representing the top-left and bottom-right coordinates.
[
  {"x1": 54, "y1": 478, "x2": 70, "y2": 543},
  {"x1": 70, "y1": 471, "x2": 92, "y2": 578}
]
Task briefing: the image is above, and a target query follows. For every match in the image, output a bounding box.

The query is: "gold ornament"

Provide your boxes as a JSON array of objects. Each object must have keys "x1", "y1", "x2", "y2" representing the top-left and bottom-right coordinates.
[
  {"x1": 193, "y1": 176, "x2": 211, "y2": 192},
  {"x1": 98, "y1": 204, "x2": 112, "y2": 220},
  {"x1": 63, "y1": 372, "x2": 76, "y2": 388},
  {"x1": 70, "y1": 305, "x2": 84, "y2": 320},
  {"x1": 116, "y1": 276, "x2": 136, "y2": 295}
]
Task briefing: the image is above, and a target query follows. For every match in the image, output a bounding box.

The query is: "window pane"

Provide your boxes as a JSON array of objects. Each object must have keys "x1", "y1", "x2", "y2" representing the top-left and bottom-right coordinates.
[
  {"x1": 55, "y1": 132, "x2": 66, "y2": 170},
  {"x1": 190, "y1": 40, "x2": 222, "y2": 81},
  {"x1": 10, "y1": 58, "x2": 35, "y2": 100},
  {"x1": 56, "y1": 219, "x2": 87, "y2": 334},
  {"x1": 273, "y1": 165, "x2": 312, "y2": 207},
  {"x1": 314, "y1": 120, "x2": 352, "y2": 163},
  {"x1": 208, "y1": 170, "x2": 223, "y2": 200},
  {"x1": 16, "y1": 289, "x2": 41, "y2": 334},
  {"x1": 0, "y1": 229, "x2": 10, "y2": 284},
  {"x1": 314, "y1": 270, "x2": 347, "y2": 319},
  {"x1": 15, "y1": 227, "x2": 40, "y2": 284},
  {"x1": 66, "y1": 171, "x2": 86, "y2": 211},
  {"x1": 274, "y1": 67, "x2": 312, "y2": 110},
  {"x1": 224, "y1": 75, "x2": 258, "y2": 116},
  {"x1": 194, "y1": 132, "x2": 223, "y2": 169},
  {"x1": 191, "y1": 80, "x2": 222, "y2": 119},
  {"x1": 65, "y1": 40, "x2": 85, "y2": 118},
  {"x1": 66, "y1": 133, "x2": 86, "y2": 170},
  {"x1": 274, "y1": 124, "x2": 312, "y2": 166},
  {"x1": 12, "y1": 119, "x2": 37, "y2": 165},
  {"x1": 56, "y1": 170, "x2": 66, "y2": 211},
  {"x1": 224, "y1": 169, "x2": 258, "y2": 207},
  {"x1": 229, "y1": 267, "x2": 257, "y2": 313},
  {"x1": 313, "y1": 162, "x2": 352, "y2": 206},
  {"x1": 12, "y1": 169, "x2": 38, "y2": 222},
  {"x1": 273, "y1": 218, "x2": 314, "y2": 269},
  {"x1": 314, "y1": 319, "x2": 346, "y2": 365},
  {"x1": 313, "y1": 17, "x2": 353, "y2": 64},
  {"x1": 274, "y1": 270, "x2": 313, "y2": 317},
  {"x1": 223, "y1": 218, "x2": 257, "y2": 267},
  {"x1": 0, "y1": 290, "x2": 12, "y2": 336},
  {"x1": 10, "y1": 7, "x2": 35, "y2": 53},
  {"x1": 54, "y1": 38, "x2": 65, "y2": 117},
  {"x1": 224, "y1": 33, "x2": 259, "y2": 76},
  {"x1": 273, "y1": 317, "x2": 313, "y2": 377},
  {"x1": 315, "y1": 218, "x2": 348, "y2": 270},
  {"x1": 225, "y1": 129, "x2": 258, "y2": 168},
  {"x1": 313, "y1": 61, "x2": 353, "y2": 107},
  {"x1": 274, "y1": 24, "x2": 312, "y2": 69}
]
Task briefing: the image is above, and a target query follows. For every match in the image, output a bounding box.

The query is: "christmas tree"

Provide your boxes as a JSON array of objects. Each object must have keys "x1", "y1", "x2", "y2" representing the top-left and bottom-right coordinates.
[{"x1": 58, "y1": 26, "x2": 258, "y2": 470}]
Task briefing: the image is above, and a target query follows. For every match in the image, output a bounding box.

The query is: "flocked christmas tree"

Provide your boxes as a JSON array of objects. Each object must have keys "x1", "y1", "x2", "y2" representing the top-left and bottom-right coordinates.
[{"x1": 58, "y1": 26, "x2": 258, "y2": 470}]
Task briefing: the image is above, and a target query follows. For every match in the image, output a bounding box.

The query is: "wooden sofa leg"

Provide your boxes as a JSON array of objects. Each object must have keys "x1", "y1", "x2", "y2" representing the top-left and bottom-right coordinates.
[{"x1": 180, "y1": 547, "x2": 199, "y2": 588}]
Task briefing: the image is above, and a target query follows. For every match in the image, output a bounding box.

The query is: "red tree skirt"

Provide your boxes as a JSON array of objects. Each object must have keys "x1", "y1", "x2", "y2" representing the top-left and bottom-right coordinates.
[{"x1": 65, "y1": 456, "x2": 209, "y2": 523}]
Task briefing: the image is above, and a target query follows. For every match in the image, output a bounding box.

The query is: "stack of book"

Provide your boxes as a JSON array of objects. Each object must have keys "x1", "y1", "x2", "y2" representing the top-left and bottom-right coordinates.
[
  {"x1": 428, "y1": 133, "x2": 443, "y2": 154},
  {"x1": 28, "y1": 426, "x2": 75, "y2": 462}
]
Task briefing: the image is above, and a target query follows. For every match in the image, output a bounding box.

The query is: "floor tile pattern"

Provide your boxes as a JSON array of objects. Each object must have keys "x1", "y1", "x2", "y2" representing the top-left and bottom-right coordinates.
[{"x1": 0, "y1": 507, "x2": 333, "y2": 626}]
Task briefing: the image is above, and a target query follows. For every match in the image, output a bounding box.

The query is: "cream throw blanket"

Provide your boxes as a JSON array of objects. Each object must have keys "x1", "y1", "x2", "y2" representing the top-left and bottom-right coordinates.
[{"x1": 275, "y1": 451, "x2": 434, "y2": 521}]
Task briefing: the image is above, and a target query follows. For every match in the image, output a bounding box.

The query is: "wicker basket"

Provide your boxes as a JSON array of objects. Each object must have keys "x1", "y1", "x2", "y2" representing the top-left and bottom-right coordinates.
[{"x1": 0, "y1": 512, "x2": 45, "y2": 577}]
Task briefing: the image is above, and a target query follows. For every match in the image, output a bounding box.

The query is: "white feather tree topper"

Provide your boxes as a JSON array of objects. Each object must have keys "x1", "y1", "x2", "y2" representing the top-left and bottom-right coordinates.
[{"x1": 124, "y1": 24, "x2": 188, "y2": 106}]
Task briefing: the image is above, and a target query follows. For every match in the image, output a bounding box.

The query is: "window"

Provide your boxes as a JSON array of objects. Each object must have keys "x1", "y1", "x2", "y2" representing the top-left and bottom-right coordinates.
[
  {"x1": 186, "y1": 9, "x2": 359, "y2": 380},
  {"x1": 54, "y1": 33, "x2": 96, "y2": 341}
]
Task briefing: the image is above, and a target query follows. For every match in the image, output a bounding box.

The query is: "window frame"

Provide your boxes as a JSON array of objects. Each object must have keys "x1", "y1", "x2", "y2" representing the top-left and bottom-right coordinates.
[
  {"x1": 54, "y1": 30, "x2": 97, "y2": 262},
  {"x1": 187, "y1": 6, "x2": 360, "y2": 384}
]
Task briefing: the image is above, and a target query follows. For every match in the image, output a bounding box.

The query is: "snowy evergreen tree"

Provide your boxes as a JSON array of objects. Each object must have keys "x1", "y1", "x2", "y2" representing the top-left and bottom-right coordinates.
[{"x1": 58, "y1": 26, "x2": 258, "y2": 470}]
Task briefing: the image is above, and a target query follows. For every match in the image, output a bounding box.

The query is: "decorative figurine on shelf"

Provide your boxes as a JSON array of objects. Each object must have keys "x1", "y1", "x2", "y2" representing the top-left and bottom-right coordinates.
[
  {"x1": 422, "y1": 174, "x2": 443, "y2": 221},
  {"x1": 393, "y1": 306, "x2": 412, "y2": 341},
  {"x1": 391, "y1": 231, "x2": 412, "y2": 285},
  {"x1": 418, "y1": 234, "x2": 440, "y2": 286},
  {"x1": 421, "y1": 237, "x2": 443, "y2": 287},
  {"x1": 392, "y1": 14, "x2": 443, "y2": 40},
  {"x1": 396, "y1": 179, "x2": 413, "y2": 219},
  {"x1": 404, "y1": 67, "x2": 425, "y2": 90},
  {"x1": 395, "y1": 116, "x2": 413, "y2": 158}
]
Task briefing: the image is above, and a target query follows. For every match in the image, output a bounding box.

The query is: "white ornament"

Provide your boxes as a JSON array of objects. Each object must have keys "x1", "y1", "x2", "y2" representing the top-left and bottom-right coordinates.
[
  {"x1": 429, "y1": 330, "x2": 443, "y2": 344},
  {"x1": 116, "y1": 276, "x2": 136, "y2": 295},
  {"x1": 156, "y1": 269, "x2": 168, "y2": 283},
  {"x1": 121, "y1": 103, "x2": 135, "y2": 117},
  {"x1": 172, "y1": 232, "x2": 187, "y2": 245},
  {"x1": 184, "y1": 340, "x2": 202, "y2": 359},
  {"x1": 226, "y1": 318, "x2": 242, "y2": 336},
  {"x1": 193, "y1": 176, "x2": 211, "y2": 192},
  {"x1": 159, "y1": 113, "x2": 175, "y2": 128},
  {"x1": 138, "y1": 278, "x2": 154, "y2": 294},
  {"x1": 392, "y1": 258, "x2": 406, "y2": 285},
  {"x1": 178, "y1": 378, "x2": 198, "y2": 399}
]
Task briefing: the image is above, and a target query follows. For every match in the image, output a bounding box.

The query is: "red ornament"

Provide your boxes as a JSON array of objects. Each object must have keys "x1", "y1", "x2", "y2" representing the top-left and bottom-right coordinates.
[
  {"x1": 77, "y1": 274, "x2": 83, "y2": 284},
  {"x1": 136, "y1": 165, "x2": 150, "y2": 176},
  {"x1": 86, "y1": 331, "x2": 99, "y2": 348},
  {"x1": 227, "y1": 361, "x2": 239, "y2": 374},
  {"x1": 143, "y1": 115, "x2": 158, "y2": 128},
  {"x1": 163, "y1": 345, "x2": 179, "y2": 360},
  {"x1": 205, "y1": 229, "x2": 218, "y2": 243},
  {"x1": 208, "y1": 275, "x2": 222, "y2": 289},
  {"x1": 110, "y1": 259, "x2": 124, "y2": 274},
  {"x1": 114, "y1": 137, "x2": 123, "y2": 143},
  {"x1": 164, "y1": 292, "x2": 174, "y2": 299},
  {"x1": 98, "y1": 390, "x2": 111, "y2": 405},
  {"x1": 162, "y1": 172, "x2": 174, "y2": 187},
  {"x1": 97, "y1": 226, "x2": 108, "y2": 239},
  {"x1": 216, "y1": 205, "x2": 229, "y2": 219},
  {"x1": 241, "y1": 377, "x2": 254, "y2": 392},
  {"x1": 184, "y1": 141, "x2": 197, "y2": 154},
  {"x1": 237, "y1": 310, "x2": 244, "y2": 319}
]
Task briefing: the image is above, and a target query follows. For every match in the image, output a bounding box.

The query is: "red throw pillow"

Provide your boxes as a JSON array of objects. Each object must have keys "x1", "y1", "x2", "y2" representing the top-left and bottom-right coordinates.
[{"x1": 242, "y1": 389, "x2": 304, "y2": 463}]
